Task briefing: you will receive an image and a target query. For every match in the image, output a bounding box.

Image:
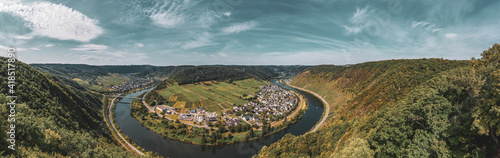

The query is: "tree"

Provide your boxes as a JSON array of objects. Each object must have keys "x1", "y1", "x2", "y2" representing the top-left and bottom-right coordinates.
[
  {"x1": 246, "y1": 128, "x2": 255, "y2": 140},
  {"x1": 472, "y1": 44, "x2": 500, "y2": 151},
  {"x1": 201, "y1": 133, "x2": 207, "y2": 144},
  {"x1": 333, "y1": 138, "x2": 375, "y2": 158},
  {"x1": 161, "y1": 110, "x2": 166, "y2": 119}
]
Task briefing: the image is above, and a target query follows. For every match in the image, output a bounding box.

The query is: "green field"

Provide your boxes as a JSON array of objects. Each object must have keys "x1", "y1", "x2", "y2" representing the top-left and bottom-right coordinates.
[
  {"x1": 72, "y1": 73, "x2": 130, "y2": 92},
  {"x1": 155, "y1": 79, "x2": 266, "y2": 112},
  {"x1": 96, "y1": 73, "x2": 130, "y2": 85}
]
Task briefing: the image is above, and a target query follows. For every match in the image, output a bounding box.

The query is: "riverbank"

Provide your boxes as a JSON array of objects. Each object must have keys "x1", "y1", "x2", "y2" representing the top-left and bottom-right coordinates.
[
  {"x1": 103, "y1": 88, "x2": 158, "y2": 157},
  {"x1": 112, "y1": 79, "x2": 324, "y2": 158},
  {"x1": 129, "y1": 81, "x2": 308, "y2": 146},
  {"x1": 280, "y1": 80, "x2": 330, "y2": 133}
]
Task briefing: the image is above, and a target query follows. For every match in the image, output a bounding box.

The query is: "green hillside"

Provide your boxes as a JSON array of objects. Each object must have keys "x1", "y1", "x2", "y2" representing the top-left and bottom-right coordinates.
[
  {"x1": 0, "y1": 58, "x2": 136, "y2": 157},
  {"x1": 135, "y1": 65, "x2": 307, "y2": 81},
  {"x1": 133, "y1": 66, "x2": 193, "y2": 79},
  {"x1": 31, "y1": 64, "x2": 109, "y2": 80},
  {"x1": 145, "y1": 78, "x2": 266, "y2": 112},
  {"x1": 256, "y1": 44, "x2": 500, "y2": 157},
  {"x1": 31, "y1": 64, "x2": 131, "y2": 93},
  {"x1": 98, "y1": 65, "x2": 156, "y2": 74}
]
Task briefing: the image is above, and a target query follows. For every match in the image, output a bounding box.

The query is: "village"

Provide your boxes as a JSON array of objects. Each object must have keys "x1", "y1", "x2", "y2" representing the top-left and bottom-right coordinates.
[
  {"x1": 112, "y1": 77, "x2": 158, "y2": 93},
  {"x1": 153, "y1": 83, "x2": 298, "y2": 128}
]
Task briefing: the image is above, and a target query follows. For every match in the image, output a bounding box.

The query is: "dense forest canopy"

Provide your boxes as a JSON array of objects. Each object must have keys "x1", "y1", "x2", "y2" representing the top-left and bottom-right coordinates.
[
  {"x1": 31, "y1": 64, "x2": 109, "y2": 80},
  {"x1": 256, "y1": 44, "x2": 500, "y2": 158},
  {"x1": 98, "y1": 65, "x2": 156, "y2": 74}
]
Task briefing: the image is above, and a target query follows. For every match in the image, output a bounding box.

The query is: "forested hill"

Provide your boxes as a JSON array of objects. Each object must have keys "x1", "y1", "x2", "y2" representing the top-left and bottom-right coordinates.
[
  {"x1": 31, "y1": 64, "x2": 109, "y2": 80},
  {"x1": 133, "y1": 66, "x2": 194, "y2": 79},
  {"x1": 0, "y1": 58, "x2": 135, "y2": 157},
  {"x1": 135, "y1": 65, "x2": 307, "y2": 80},
  {"x1": 171, "y1": 66, "x2": 278, "y2": 85},
  {"x1": 256, "y1": 44, "x2": 500, "y2": 157},
  {"x1": 99, "y1": 65, "x2": 156, "y2": 74}
]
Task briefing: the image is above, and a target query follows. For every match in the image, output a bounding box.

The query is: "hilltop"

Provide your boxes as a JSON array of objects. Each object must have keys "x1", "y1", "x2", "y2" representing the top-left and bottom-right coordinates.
[
  {"x1": 256, "y1": 44, "x2": 500, "y2": 157},
  {"x1": 135, "y1": 65, "x2": 307, "y2": 81}
]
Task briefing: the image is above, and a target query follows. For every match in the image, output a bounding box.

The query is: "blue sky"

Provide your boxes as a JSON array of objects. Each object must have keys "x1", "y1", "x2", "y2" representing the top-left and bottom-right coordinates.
[{"x1": 1, "y1": 0, "x2": 499, "y2": 65}]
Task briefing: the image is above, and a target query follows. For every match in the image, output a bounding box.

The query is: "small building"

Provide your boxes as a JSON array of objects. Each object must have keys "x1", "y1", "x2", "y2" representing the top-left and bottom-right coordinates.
[
  {"x1": 225, "y1": 119, "x2": 236, "y2": 126},
  {"x1": 190, "y1": 109, "x2": 197, "y2": 114},
  {"x1": 256, "y1": 121, "x2": 263, "y2": 127},
  {"x1": 195, "y1": 115, "x2": 204, "y2": 123},
  {"x1": 179, "y1": 113, "x2": 194, "y2": 121},
  {"x1": 205, "y1": 112, "x2": 219, "y2": 122},
  {"x1": 244, "y1": 115, "x2": 252, "y2": 121},
  {"x1": 156, "y1": 105, "x2": 168, "y2": 112}
]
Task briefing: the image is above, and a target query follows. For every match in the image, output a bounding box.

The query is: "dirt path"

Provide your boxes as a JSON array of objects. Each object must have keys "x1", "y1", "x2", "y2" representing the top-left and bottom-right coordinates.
[
  {"x1": 108, "y1": 95, "x2": 145, "y2": 156},
  {"x1": 141, "y1": 90, "x2": 155, "y2": 112},
  {"x1": 285, "y1": 83, "x2": 330, "y2": 133}
]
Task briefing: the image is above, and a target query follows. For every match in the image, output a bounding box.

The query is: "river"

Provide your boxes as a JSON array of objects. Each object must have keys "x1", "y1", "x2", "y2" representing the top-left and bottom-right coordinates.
[{"x1": 114, "y1": 80, "x2": 324, "y2": 158}]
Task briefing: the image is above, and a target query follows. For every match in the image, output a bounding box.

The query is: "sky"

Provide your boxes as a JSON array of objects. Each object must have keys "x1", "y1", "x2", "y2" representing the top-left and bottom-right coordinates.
[{"x1": 0, "y1": 0, "x2": 499, "y2": 65}]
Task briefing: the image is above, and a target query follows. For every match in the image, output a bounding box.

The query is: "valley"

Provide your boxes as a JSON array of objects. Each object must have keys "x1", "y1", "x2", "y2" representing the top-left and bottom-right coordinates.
[{"x1": 1, "y1": 45, "x2": 499, "y2": 158}]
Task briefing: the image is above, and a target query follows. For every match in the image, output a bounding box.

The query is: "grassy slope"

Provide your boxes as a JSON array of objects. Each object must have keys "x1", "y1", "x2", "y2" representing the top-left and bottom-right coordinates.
[
  {"x1": 31, "y1": 64, "x2": 131, "y2": 93},
  {"x1": 292, "y1": 59, "x2": 469, "y2": 121},
  {"x1": 147, "y1": 79, "x2": 266, "y2": 112}
]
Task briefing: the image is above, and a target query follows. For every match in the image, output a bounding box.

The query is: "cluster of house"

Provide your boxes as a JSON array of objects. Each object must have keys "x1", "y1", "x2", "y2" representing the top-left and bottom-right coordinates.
[
  {"x1": 282, "y1": 79, "x2": 292, "y2": 85},
  {"x1": 112, "y1": 78, "x2": 157, "y2": 92},
  {"x1": 232, "y1": 84, "x2": 297, "y2": 126},
  {"x1": 153, "y1": 83, "x2": 297, "y2": 128},
  {"x1": 155, "y1": 106, "x2": 222, "y2": 124}
]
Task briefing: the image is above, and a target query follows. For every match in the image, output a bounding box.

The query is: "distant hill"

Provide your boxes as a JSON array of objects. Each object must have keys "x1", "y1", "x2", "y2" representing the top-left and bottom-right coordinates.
[
  {"x1": 171, "y1": 66, "x2": 278, "y2": 85},
  {"x1": 30, "y1": 64, "x2": 133, "y2": 93},
  {"x1": 0, "y1": 58, "x2": 135, "y2": 157},
  {"x1": 31, "y1": 64, "x2": 109, "y2": 80},
  {"x1": 98, "y1": 65, "x2": 156, "y2": 74},
  {"x1": 133, "y1": 66, "x2": 194, "y2": 79},
  {"x1": 256, "y1": 45, "x2": 500, "y2": 157}
]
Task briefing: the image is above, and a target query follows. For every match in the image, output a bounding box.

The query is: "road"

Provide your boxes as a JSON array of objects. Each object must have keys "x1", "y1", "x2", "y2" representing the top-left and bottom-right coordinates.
[
  {"x1": 141, "y1": 90, "x2": 155, "y2": 112},
  {"x1": 108, "y1": 94, "x2": 145, "y2": 156},
  {"x1": 284, "y1": 83, "x2": 330, "y2": 133}
]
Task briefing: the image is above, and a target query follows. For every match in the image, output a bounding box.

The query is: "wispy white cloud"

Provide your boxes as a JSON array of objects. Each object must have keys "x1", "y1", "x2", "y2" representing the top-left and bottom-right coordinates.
[
  {"x1": 351, "y1": 6, "x2": 369, "y2": 23},
  {"x1": 0, "y1": 2, "x2": 103, "y2": 42},
  {"x1": 135, "y1": 42, "x2": 144, "y2": 47},
  {"x1": 79, "y1": 51, "x2": 148, "y2": 63},
  {"x1": 182, "y1": 32, "x2": 216, "y2": 49},
  {"x1": 148, "y1": 0, "x2": 200, "y2": 29},
  {"x1": 444, "y1": 33, "x2": 458, "y2": 39},
  {"x1": 13, "y1": 35, "x2": 33, "y2": 40},
  {"x1": 70, "y1": 44, "x2": 108, "y2": 51},
  {"x1": 44, "y1": 44, "x2": 55, "y2": 47},
  {"x1": 222, "y1": 21, "x2": 258, "y2": 34}
]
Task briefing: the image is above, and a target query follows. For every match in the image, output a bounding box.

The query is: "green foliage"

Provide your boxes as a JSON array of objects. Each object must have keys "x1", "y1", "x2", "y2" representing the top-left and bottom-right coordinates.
[
  {"x1": 99, "y1": 65, "x2": 155, "y2": 74},
  {"x1": 471, "y1": 43, "x2": 500, "y2": 153},
  {"x1": 332, "y1": 138, "x2": 374, "y2": 158},
  {"x1": 172, "y1": 66, "x2": 261, "y2": 85}
]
